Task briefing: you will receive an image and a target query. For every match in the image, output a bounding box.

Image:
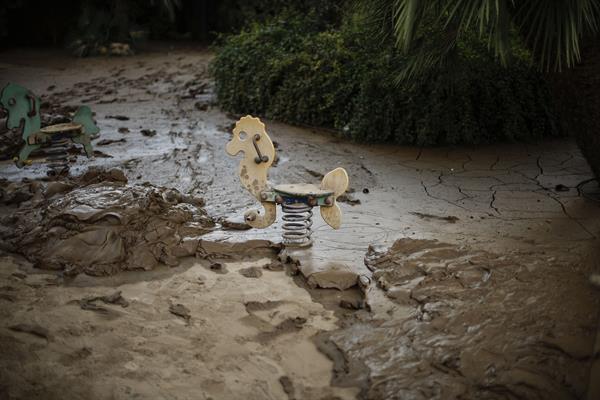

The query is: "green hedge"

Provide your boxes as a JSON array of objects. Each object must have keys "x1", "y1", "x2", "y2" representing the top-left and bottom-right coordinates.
[{"x1": 211, "y1": 16, "x2": 561, "y2": 145}]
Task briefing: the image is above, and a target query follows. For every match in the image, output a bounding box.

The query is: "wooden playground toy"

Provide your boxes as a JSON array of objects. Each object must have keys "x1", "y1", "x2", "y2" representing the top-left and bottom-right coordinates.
[
  {"x1": 226, "y1": 115, "x2": 349, "y2": 247},
  {"x1": 0, "y1": 83, "x2": 98, "y2": 176}
]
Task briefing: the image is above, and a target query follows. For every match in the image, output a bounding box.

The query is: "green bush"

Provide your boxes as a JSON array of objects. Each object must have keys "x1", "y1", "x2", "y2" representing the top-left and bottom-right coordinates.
[{"x1": 211, "y1": 15, "x2": 561, "y2": 145}]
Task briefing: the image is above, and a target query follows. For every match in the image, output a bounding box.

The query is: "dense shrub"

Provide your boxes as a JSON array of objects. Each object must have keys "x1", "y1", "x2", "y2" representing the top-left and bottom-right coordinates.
[{"x1": 211, "y1": 16, "x2": 561, "y2": 145}]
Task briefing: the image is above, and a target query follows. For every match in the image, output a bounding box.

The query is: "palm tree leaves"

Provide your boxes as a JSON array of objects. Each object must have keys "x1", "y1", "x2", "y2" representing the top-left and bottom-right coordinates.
[
  {"x1": 513, "y1": 0, "x2": 600, "y2": 70},
  {"x1": 362, "y1": 0, "x2": 600, "y2": 77}
]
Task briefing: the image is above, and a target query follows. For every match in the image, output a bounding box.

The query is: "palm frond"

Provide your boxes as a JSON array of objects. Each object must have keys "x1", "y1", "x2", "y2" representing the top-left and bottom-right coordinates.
[
  {"x1": 365, "y1": 0, "x2": 600, "y2": 77},
  {"x1": 513, "y1": 0, "x2": 600, "y2": 71}
]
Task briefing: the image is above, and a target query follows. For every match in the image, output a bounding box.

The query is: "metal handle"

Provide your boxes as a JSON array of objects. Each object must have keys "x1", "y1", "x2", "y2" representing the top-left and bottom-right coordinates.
[
  {"x1": 26, "y1": 94, "x2": 37, "y2": 117},
  {"x1": 252, "y1": 134, "x2": 269, "y2": 164}
]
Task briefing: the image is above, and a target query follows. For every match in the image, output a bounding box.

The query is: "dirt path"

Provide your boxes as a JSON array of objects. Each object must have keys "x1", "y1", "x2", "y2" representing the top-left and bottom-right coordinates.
[{"x1": 1, "y1": 44, "x2": 599, "y2": 399}]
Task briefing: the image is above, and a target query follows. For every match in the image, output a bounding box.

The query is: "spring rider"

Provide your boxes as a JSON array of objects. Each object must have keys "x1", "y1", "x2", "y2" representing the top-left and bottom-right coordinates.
[
  {"x1": 226, "y1": 115, "x2": 349, "y2": 247},
  {"x1": 0, "y1": 83, "x2": 98, "y2": 176}
]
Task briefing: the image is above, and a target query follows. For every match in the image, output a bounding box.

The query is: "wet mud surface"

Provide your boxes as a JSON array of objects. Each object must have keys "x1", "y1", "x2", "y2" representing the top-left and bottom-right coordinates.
[
  {"x1": 319, "y1": 239, "x2": 600, "y2": 399},
  {"x1": 1, "y1": 44, "x2": 599, "y2": 399},
  {"x1": 1, "y1": 168, "x2": 215, "y2": 276}
]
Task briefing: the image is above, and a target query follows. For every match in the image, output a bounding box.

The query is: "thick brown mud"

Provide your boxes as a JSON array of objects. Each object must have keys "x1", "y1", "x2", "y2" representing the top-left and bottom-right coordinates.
[
  {"x1": 1, "y1": 168, "x2": 215, "y2": 275},
  {"x1": 318, "y1": 238, "x2": 600, "y2": 399},
  {"x1": 0, "y1": 252, "x2": 359, "y2": 400}
]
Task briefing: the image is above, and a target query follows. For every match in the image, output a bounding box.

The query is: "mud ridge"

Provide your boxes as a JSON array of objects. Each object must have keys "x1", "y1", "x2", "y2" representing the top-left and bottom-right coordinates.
[
  {"x1": 0, "y1": 168, "x2": 218, "y2": 276},
  {"x1": 315, "y1": 238, "x2": 600, "y2": 400}
]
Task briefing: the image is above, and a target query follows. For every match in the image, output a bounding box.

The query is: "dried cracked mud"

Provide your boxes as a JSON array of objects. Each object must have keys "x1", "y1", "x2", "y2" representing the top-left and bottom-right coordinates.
[{"x1": 1, "y1": 44, "x2": 600, "y2": 399}]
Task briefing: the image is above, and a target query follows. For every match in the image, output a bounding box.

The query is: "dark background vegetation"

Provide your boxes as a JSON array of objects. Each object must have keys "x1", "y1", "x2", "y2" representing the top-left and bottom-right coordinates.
[
  {"x1": 0, "y1": 0, "x2": 336, "y2": 47},
  {"x1": 0, "y1": 0, "x2": 597, "y2": 176}
]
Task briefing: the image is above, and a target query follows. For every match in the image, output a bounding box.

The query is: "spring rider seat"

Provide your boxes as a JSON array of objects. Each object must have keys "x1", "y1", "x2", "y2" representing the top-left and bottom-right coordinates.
[
  {"x1": 226, "y1": 115, "x2": 349, "y2": 247},
  {"x1": 0, "y1": 83, "x2": 98, "y2": 176}
]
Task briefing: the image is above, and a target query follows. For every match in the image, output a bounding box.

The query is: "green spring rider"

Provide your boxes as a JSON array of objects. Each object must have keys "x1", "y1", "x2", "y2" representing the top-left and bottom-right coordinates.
[{"x1": 0, "y1": 83, "x2": 99, "y2": 176}]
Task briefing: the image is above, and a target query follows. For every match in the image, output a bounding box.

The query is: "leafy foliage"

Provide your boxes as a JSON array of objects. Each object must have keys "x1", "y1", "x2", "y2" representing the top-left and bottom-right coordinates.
[
  {"x1": 361, "y1": 0, "x2": 600, "y2": 76},
  {"x1": 364, "y1": 0, "x2": 599, "y2": 178},
  {"x1": 212, "y1": 15, "x2": 561, "y2": 145}
]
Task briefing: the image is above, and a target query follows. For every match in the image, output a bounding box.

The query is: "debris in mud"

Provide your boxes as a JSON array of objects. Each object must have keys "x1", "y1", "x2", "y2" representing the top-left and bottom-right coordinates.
[
  {"x1": 239, "y1": 266, "x2": 263, "y2": 278},
  {"x1": 256, "y1": 317, "x2": 307, "y2": 343},
  {"x1": 0, "y1": 122, "x2": 21, "y2": 161},
  {"x1": 93, "y1": 150, "x2": 112, "y2": 158},
  {"x1": 45, "y1": 181, "x2": 74, "y2": 198},
  {"x1": 0, "y1": 293, "x2": 16, "y2": 302},
  {"x1": 96, "y1": 138, "x2": 126, "y2": 146},
  {"x1": 244, "y1": 300, "x2": 284, "y2": 313},
  {"x1": 141, "y1": 129, "x2": 157, "y2": 137},
  {"x1": 337, "y1": 193, "x2": 361, "y2": 205},
  {"x1": 80, "y1": 166, "x2": 127, "y2": 185},
  {"x1": 318, "y1": 238, "x2": 599, "y2": 399},
  {"x1": 276, "y1": 254, "x2": 301, "y2": 277},
  {"x1": 216, "y1": 122, "x2": 236, "y2": 134},
  {"x1": 263, "y1": 260, "x2": 285, "y2": 271},
  {"x1": 194, "y1": 101, "x2": 209, "y2": 111},
  {"x1": 9, "y1": 323, "x2": 51, "y2": 340},
  {"x1": 208, "y1": 262, "x2": 227, "y2": 274},
  {"x1": 285, "y1": 263, "x2": 300, "y2": 277},
  {"x1": 39, "y1": 102, "x2": 78, "y2": 126},
  {"x1": 279, "y1": 376, "x2": 296, "y2": 400},
  {"x1": 555, "y1": 183, "x2": 570, "y2": 192},
  {"x1": 409, "y1": 211, "x2": 459, "y2": 223},
  {"x1": 118, "y1": 127, "x2": 130, "y2": 133},
  {"x1": 339, "y1": 298, "x2": 363, "y2": 310},
  {"x1": 220, "y1": 216, "x2": 251, "y2": 230},
  {"x1": 106, "y1": 115, "x2": 130, "y2": 121},
  {"x1": 336, "y1": 187, "x2": 360, "y2": 205},
  {"x1": 72, "y1": 291, "x2": 130, "y2": 314},
  {"x1": 0, "y1": 179, "x2": 35, "y2": 205},
  {"x1": 180, "y1": 81, "x2": 208, "y2": 100},
  {"x1": 0, "y1": 167, "x2": 215, "y2": 276},
  {"x1": 303, "y1": 168, "x2": 324, "y2": 179},
  {"x1": 169, "y1": 303, "x2": 191, "y2": 322}
]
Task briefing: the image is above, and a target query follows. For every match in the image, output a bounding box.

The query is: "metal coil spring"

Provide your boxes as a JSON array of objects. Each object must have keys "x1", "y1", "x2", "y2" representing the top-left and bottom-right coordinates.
[
  {"x1": 281, "y1": 202, "x2": 313, "y2": 247},
  {"x1": 45, "y1": 137, "x2": 71, "y2": 177}
]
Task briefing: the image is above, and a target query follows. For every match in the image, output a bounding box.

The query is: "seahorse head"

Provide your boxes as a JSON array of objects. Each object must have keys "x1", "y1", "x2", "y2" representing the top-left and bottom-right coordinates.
[{"x1": 226, "y1": 115, "x2": 274, "y2": 168}]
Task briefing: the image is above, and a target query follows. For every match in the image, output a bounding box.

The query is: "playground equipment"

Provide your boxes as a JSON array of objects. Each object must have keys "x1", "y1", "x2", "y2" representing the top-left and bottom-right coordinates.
[
  {"x1": 0, "y1": 83, "x2": 98, "y2": 176},
  {"x1": 226, "y1": 115, "x2": 349, "y2": 247}
]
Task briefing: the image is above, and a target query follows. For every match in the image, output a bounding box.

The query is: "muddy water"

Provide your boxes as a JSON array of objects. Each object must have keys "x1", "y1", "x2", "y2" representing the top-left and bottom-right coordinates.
[{"x1": 1, "y1": 45, "x2": 600, "y2": 399}]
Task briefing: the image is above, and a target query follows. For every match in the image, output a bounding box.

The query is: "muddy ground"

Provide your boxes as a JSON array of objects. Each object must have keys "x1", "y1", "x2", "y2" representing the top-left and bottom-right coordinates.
[{"x1": 1, "y1": 44, "x2": 600, "y2": 399}]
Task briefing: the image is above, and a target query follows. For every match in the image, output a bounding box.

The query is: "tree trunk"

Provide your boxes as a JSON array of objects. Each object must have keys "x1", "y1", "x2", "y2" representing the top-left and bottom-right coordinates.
[{"x1": 571, "y1": 37, "x2": 600, "y2": 179}]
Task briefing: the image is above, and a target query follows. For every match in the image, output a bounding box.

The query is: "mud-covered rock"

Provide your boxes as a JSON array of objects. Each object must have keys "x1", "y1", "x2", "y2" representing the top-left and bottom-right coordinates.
[
  {"x1": 0, "y1": 118, "x2": 22, "y2": 161},
  {"x1": 319, "y1": 238, "x2": 600, "y2": 400},
  {"x1": 0, "y1": 168, "x2": 214, "y2": 276}
]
